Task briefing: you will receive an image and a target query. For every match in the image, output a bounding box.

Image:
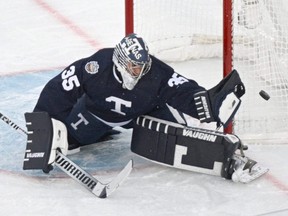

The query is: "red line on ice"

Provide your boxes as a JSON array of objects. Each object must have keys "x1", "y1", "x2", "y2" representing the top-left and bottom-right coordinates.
[
  {"x1": 265, "y1": 173, "x2": 288, "y2": 194},
  {"x1": 33, "y1": 0, "x2": 101, "y2": 49},
  {"x1": 0, "y1": 0, "x2": 103, "y2": 75}
]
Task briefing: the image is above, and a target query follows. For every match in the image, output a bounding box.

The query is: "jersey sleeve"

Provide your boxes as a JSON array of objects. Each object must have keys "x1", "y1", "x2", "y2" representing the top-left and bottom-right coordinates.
[
  {"x1": 159, "y1": 70, "x2": 206, "y2": 119},
  {"x1": 33, "y1": 52, "x2": 101, "y2": 122}
]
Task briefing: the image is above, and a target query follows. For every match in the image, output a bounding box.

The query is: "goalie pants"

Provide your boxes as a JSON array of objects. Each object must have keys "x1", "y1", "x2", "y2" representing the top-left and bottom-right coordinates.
[{"x1": 65, "y1": 96, "x2": 113, "y2": 146}]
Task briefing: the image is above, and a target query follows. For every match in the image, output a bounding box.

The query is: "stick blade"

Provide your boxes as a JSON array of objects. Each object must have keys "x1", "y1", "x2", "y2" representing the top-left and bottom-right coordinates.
[{"x1": 105, "y1": 160, "x2": 133, "y2": 197}]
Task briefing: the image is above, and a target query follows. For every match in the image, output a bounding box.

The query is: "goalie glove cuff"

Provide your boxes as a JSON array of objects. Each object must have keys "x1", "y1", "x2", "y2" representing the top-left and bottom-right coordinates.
[
  {"x1": 194, "y1": 91, "x2": 215, "y2": 123},
  {"x1": 193, "y1": 70, "x2": 245, "y2": 128}
]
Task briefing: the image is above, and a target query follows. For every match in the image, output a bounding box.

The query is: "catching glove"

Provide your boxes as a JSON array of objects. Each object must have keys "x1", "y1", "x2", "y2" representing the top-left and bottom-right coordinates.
[{"x1": 193, "y1": 70, "x2": 245, "y2": 128}]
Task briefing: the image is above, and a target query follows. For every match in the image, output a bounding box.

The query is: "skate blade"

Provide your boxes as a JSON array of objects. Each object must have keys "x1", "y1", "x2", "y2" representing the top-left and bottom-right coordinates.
[{"x1": 238, "y1": 164, "x2": 269, "y2": 183}]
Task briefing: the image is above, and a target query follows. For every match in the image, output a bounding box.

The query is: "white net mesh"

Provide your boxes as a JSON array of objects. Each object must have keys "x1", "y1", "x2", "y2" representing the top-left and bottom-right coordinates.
[
  {"x1": 133, "y1": 0, "x2": 223, "y2": 61},
  {"x1": 130, "y1": 0, "x2": 288, "y2": 143},
  {"x1": 232, "y1": 0, "x2": 288, "y2": 143}
]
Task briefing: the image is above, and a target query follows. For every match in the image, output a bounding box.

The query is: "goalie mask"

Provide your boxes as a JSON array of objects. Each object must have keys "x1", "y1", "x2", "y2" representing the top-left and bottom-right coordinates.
[{"x1": 113, "y1": 33, "x2": 152, "y2": 90}]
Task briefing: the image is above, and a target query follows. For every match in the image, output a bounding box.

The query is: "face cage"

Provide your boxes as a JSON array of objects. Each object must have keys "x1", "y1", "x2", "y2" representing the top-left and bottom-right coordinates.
[
  {"x1": 127, "y1": 58, "x2": 151, "y2": 79},
  {"x1": 113, "y1": 45, "x2": 152, "y2": 89}
]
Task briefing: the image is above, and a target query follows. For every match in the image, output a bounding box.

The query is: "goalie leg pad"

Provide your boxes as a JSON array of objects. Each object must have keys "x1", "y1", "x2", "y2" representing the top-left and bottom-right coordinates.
[
  {"x1": 131, "y1": 116, "x2": 240, "y2": 179},
  {"x1": 23, "y1": 112, "x2": 68, "y2": 173}
]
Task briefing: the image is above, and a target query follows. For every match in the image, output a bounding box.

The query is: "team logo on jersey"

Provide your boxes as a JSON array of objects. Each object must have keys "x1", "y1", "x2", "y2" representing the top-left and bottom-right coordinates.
[{"x1": 85, "y1": 61, "x2": 99, "y2": 74}]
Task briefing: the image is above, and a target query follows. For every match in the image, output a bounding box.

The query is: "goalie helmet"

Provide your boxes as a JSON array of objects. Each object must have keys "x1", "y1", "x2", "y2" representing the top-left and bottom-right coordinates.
[{"x1": 113, "y1": 33, "x2": 152, "y2": 90}]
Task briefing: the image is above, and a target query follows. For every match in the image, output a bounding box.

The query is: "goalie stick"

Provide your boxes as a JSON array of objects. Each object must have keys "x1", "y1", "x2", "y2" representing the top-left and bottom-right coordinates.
[
  {"x1": 0, "y1": 111, "x2": 133, "y2": 198},
  {"x1": 0, "y1": 112, "x2": 28, "y2": 135},
  {"x1": 55, "y1": 153, "x2": 133, "y2": 198}
]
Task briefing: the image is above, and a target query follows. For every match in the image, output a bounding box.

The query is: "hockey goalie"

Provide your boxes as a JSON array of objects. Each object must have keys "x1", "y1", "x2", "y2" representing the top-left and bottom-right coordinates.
[{"x1": 23, "y1": 34, "x2": 268, "y2": 184}]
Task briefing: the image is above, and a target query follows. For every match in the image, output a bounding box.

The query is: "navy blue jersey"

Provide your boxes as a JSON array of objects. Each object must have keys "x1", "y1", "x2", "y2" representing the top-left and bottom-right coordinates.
[{"x1": 34, "y1": 48, "x2": 205, "y2": 125}]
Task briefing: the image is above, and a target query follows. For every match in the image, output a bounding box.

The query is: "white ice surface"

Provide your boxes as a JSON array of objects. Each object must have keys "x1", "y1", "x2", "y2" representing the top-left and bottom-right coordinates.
[{"x1": 0, "y1": 1, "x2": 288, "y2": 216}]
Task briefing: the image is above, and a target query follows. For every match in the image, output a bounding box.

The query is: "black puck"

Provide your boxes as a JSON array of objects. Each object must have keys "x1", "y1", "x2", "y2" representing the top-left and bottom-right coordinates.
[{"x1": 259, "y1": 90, "x2": 270, "y2": 101}]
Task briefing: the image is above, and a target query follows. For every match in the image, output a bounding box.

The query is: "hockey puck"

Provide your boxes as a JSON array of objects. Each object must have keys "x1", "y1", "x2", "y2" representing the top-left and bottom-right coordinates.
[{"x1": 259, "y1": 90, "x2": 270, "y2": 101}]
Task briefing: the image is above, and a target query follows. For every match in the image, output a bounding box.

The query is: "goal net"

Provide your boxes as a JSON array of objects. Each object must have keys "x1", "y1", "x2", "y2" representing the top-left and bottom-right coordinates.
[{"x1": 125, "y1": 0, "x2": 288, "y2": 144}]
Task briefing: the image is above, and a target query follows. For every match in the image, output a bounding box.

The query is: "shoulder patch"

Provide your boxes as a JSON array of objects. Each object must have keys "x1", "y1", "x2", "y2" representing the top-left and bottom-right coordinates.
[{"x1": 85, "y1": 61, "x2": 99, "y2": 74}]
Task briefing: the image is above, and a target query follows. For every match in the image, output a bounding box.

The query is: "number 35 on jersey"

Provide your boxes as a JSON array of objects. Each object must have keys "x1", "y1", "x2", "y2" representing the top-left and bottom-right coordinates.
[{"x1": 61, "y1": 66, "x2": 80, "y2": 91}]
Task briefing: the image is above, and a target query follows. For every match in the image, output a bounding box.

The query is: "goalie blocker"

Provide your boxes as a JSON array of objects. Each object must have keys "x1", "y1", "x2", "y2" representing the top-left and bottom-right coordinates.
[
  {"x1": 23, "y1": 112, "x2": 68, "y2": 173},
  {"x1": 131, "y1": 115, "x2": 242, "y2": 180}
]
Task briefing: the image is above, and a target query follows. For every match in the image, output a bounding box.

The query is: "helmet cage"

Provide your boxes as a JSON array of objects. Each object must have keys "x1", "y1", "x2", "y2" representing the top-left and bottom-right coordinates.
[{"x1": 113, "y1": 34, "x2": 152, "y2": 90}]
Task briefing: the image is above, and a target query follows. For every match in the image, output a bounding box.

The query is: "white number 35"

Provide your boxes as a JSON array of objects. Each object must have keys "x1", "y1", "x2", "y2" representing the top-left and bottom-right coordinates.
[
  {"x1": 168, "y1": 73, "x2": 188, "y2": 87},
  {"x1": 61, "y1": 66, "x2": 80, "y2": 91}
]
